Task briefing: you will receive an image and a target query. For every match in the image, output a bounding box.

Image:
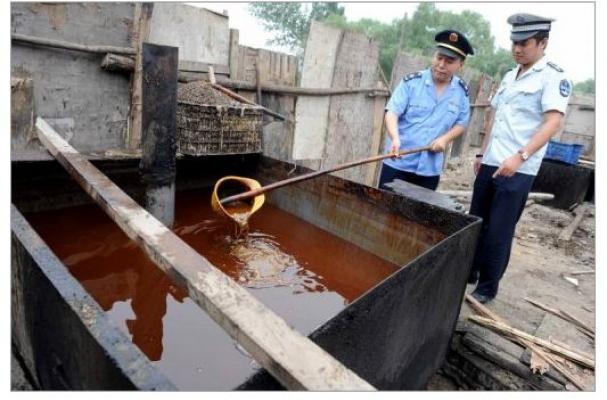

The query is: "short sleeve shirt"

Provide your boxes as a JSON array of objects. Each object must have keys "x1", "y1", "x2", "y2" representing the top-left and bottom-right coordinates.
[
  {"x1": 383, "y1": 69, "x2": 471, "y2": 176},
  {"x1": 483, "y1": 57, "x2": 571, "y2": 176}
]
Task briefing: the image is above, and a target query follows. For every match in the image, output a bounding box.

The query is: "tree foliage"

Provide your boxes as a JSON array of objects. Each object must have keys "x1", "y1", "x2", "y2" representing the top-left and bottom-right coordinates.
[
  {"x1": 378, "y1": 3, "x2": 516, "y2": 78},
  {"x1": 248, "y1": 2, "x2": 344, "y2": 53},
  {"x1": 574, "y1": 79, "x2": 595, "y2": 95},
  {"x1": 249, "y1": 2, "x2": 516, "y2": 79}
]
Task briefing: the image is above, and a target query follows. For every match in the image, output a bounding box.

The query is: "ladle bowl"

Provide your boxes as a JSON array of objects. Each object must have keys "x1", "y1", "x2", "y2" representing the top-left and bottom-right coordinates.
[{"x1": 211, "y1": 176, "x2": 266, "y2": 223}]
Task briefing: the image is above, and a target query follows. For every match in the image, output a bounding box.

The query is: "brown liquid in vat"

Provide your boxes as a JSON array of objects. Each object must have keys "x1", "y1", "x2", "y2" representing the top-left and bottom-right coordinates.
[{"x1": 26, "y1": 188, "x2": 406, "y2": 389}]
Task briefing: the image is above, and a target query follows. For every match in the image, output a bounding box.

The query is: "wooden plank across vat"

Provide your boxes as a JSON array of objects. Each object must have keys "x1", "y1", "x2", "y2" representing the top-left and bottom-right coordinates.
[{"x1": 35, "y1": 117, "x2": 374, "y2": 391}]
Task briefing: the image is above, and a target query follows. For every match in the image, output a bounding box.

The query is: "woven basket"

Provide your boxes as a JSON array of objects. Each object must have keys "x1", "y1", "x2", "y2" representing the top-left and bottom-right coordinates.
[{"x1": 176, "y1": 83, "x2": 263, "y2": 155}]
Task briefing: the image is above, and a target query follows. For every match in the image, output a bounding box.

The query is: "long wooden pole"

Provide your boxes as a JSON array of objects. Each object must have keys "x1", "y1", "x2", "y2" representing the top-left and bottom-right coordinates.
[
  {"x1": 440, "y1": 190, "x2": 554, "y2": 201},
  {"x1": 210, "y1": 82, "x2": 286, "y2": 120},
  {"x1": 196, "y1": 77, "x2": 392, "y2": 97},
  {"x1": 35, "y1": 117, "x2": 375, "y2": 391},
  {"x1": 12, "y1": 33, "x2": 135, "y2": 55},
  {"x1": 255, "y1": 59, "x2": 263, "y2": 104},
  {"x1": 220, "y1": 145, "x2": 433, "y2": 206},
  {"x1": 100, "y1": 54, "x2": 391, "y2": 97}
]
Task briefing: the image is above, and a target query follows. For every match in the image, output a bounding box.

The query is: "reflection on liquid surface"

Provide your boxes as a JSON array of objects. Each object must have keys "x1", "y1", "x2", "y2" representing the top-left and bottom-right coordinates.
[{"x1": 26, "y1": 188, "x2": 399, "y2": 389}]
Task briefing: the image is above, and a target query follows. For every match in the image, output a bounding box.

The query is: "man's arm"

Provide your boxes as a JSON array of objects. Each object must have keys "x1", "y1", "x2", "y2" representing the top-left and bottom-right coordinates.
[
  {"x1": 479, "y1": 107, "x2": 496, "y2": 155},
  {"x1": 431, "y1": 86, "x2": 472, "y2": 152},
  {"x1": 384, "y1": 78, "x2": 411, "y2": 157},
  {"x1": 430, "y1": 124, "x2": 466, "y2": 152},
  {"x1": 519, "y1": 111, "x2": 563, "y2": 155},
  {"x1": 384, "y1": 111, "x2": 401, "y2": 155},
  {"x1": 492, "y1": 111, "x2": 563, "y2": 178}
]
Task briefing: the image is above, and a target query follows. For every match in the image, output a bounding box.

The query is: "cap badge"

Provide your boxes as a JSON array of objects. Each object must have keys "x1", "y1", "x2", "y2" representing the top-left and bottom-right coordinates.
[
  {"x1": 516, "y1": 15, "x2": 525, "y2": 23},
  {"x1": 449, "y1": 32, "x2": 458, "y2": 42}
]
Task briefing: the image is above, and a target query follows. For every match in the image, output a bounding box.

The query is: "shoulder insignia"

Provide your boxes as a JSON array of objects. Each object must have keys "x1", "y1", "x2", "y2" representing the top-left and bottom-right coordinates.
[
  {"x1": 559, "y1": 79, "x2": 572, "y2": 97},
  {"x1": 458, "y1": 79, "x2": 469, "y2": 97},
  {"x1": 403, "y1": 71, "x2": 423, "y2": 82},
  {"x1": 547, "y1": 61, "x2": 564, "y2": 72}
]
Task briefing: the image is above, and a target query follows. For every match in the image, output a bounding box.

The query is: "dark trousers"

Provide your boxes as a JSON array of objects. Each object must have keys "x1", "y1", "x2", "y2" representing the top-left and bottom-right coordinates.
[
  {"x1": 469, "y1": 165, "x2": 535, "y2": 297},
  {"x1": 378, "y1": 164, "x2": 440, "y2": 191}
]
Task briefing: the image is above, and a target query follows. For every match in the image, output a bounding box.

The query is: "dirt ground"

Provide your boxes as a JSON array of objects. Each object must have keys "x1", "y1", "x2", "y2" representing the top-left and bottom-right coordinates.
[
  {"x1": 439, "y1": 152, "x2": 595, "y2": 302},
  {"x1": 430, "y1": 150, "x2": 596, "y2": 390}
]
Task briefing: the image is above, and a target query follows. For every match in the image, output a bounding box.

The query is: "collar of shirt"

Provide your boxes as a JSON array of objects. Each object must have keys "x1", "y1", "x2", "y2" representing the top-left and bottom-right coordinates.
[
  {"x1": 514, "y1": 56, "x2": 548, "y2": 80},
  {"x1": 422, "y1": 69, "x2": 459, "y2": 98}
]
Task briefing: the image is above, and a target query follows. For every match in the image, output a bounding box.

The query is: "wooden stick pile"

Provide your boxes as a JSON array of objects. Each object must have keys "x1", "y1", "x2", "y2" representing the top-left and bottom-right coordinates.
[{"x1": 465, "y1": 294, "x2": 593, "y2": 390}]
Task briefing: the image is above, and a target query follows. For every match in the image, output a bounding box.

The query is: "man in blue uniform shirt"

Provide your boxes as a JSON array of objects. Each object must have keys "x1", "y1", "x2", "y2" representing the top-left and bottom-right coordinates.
[
  {"x1": 469, "y1": 14, "x2": 572, "y2": 303},
  {"x1": 379, "y1": 29, "x2": 474, "y2": 191}
]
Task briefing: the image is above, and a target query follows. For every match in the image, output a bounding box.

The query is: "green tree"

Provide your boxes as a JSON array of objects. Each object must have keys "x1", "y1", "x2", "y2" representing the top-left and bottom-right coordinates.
[
  {"x1": 248, "y1": 2, "x2": 344, "y2": 52},
  {"x1": 574, "y1": 79, "x2": 595, "y2": 95},
  {"x1": 399, "y1": 4, "x2": 513, "y2": 78},
  {"x1": 249, "y1": 3, "x2": 515, "y2": 80}
]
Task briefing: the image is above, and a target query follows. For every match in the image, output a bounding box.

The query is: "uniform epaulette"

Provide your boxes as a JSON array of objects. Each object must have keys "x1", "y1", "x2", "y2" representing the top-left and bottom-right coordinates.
[
  {"x1": 403, "y1": 72, "x2": 423, "y2": 82},
  {"x1": 547, "y1": 61, "x2": 564, "y2": 72},
  {"x1": 458, "y1": 79, "x2": 469, "y2": 97}
]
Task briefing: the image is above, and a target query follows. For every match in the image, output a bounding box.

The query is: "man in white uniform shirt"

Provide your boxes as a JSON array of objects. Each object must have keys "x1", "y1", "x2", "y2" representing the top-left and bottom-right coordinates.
[{"x1": 468, "y1": 13, "x2": 572, "y2": 303}]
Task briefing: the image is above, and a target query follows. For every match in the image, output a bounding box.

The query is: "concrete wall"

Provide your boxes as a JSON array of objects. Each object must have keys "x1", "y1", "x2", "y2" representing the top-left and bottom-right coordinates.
[
  {"x1": 148, "y1": 3, "x2": 230, "y2": 72},
  {"x1": 291, "y1": 21, "x2": 387, "y2": 186},
  {"x1": 557, "y1": 95, "x2": 595, "y2": 159},
  {"x1": 292, "y1": 21, "x2": 342, "y2": 161},
  {"x1": 322, "y1": 29, "x2": 383, "y2": 185},
  {"x1": 389, "y1": 51, "x2": 429, "y2": 91},
  {"x1": 11, "y1": 3, "x2": 134, "y2": 154},
  {"x1": 11, "y1": 77, "x2": 35, "y2": 153}
]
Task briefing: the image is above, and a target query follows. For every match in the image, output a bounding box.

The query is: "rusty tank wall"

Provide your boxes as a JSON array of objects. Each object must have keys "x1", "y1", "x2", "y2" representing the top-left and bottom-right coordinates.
[
  {"x1": 11, "y1": 154, "x2": 480, "y2": 390},
  {"x1": 237, "y1": 157, "x2": 482, "y2": 389},
  {"x1": 11, "y1": 205, "x2": 175, "y2": 390}
]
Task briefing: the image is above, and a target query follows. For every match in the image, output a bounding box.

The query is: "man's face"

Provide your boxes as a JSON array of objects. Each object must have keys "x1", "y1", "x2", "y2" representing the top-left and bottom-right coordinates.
[
  {"x1": 431, "y1": 52, "x2": 463, "y2": 83},
  {"x1": 511, "y1": 37, "x2": 546, "y2": 65}
]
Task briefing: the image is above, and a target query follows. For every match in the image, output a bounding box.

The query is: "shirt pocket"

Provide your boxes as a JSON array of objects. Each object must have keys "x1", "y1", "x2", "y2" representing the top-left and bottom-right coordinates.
[
  {"x1": 405, "y1": 102, "x2": 433, "y2": 123},
  {"x1": 444, "y1": 102, "x2": 460, "y2": 127},
  {"x1": 512, "y1": 82, "x2": 542, "y2": 114}
]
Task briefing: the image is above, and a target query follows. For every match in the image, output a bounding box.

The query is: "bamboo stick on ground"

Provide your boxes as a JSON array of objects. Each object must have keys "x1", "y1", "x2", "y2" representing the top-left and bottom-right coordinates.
[
  {"x1": 528, "y1": 346, "x2": 587, "y2": 391},
  {"x1": 525, "y1": 297, "x2": 595, "y2": 338},
  {"x1": 549, "y1": 337, "x2": 594, "y2": 361},
  {"x1": 440, "y1": 190, "x2": 554, "y2": 201},
  {"x1": 569, "y1": 270, "x2": 595, "y2": 275},
  {"x1": 524, "y1": 297, "x2": 562, "y2": 318},
  {"x1": 468, "y1": 315, "x2": 595, "y2": 370},
  {"x1": 559, "y1": 309, "x2": 595, "y2": 337},
  {"x1": 576, "y1": 327, "x2": 595, "y2": 340},
  {"x1": 557, "y1": 204, "x2": 588, "y2": 245},
  {"x1": 465, "y1": 294, "x2": 587, "y2": 390},
  {"x1": 465, "y1": 295, "x2": 551, "y2": 376}
]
